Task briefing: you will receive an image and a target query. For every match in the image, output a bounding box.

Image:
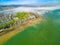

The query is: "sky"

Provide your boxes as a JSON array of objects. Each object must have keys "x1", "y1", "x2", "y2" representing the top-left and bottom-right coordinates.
[{"x1": 0, "y1": 0, "x2": 60, "y2": 5}]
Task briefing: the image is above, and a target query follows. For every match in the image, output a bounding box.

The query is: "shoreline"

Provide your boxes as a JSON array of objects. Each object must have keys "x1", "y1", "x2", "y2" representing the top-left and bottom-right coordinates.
[{"x1": 0, "y1": 17, "x2": 42, "y2": 45}]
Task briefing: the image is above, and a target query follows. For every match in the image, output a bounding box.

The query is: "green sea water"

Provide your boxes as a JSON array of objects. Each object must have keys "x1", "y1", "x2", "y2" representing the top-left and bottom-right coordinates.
[{"x1": 3, "y1": 9, "x2": 60, "y2": 45}]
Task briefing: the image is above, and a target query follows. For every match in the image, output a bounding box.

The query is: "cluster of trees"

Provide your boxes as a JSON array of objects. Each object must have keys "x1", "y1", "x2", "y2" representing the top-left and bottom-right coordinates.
[
  {"x1": 0, "y1": 20, "x2": 15, "y2": 29},
  {"x1": 13, "y1": 12, "x2": 36, "y2": 25},
  {"x1": 0, "y1": 11, "x2": 15, "y2": 30},
  {"x1": 0, "y1": 12, "x2": 37, "y2": 30}
]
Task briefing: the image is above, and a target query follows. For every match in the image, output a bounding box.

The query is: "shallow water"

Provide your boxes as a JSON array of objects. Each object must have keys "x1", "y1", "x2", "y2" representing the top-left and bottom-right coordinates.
[{"x1": 3, "y1": 9, "x2": 60, "y2": 45}]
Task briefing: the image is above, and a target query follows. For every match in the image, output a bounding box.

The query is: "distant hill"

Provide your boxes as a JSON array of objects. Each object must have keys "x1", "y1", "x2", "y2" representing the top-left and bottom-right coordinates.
[{"x1": 0, "y1": 5, "x2": 22, "y2": 11}]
